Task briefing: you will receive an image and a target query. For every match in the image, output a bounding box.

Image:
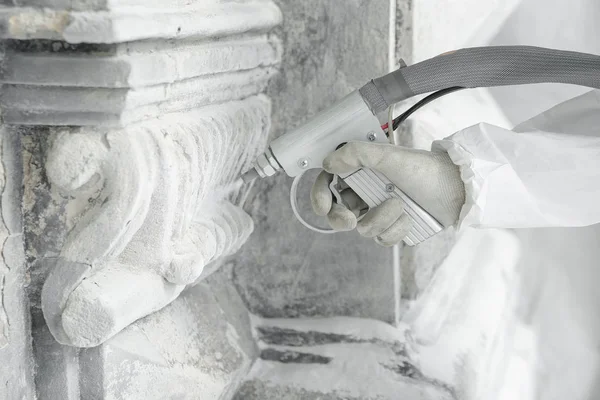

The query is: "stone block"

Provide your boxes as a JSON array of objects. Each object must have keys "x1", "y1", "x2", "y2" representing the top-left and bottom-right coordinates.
[
  {"x1": 0, "y1": 127, "x2": 36, "y2": 400},
  {"x1": 79, "y1": 282, "x2": 256, "y2": 399}
]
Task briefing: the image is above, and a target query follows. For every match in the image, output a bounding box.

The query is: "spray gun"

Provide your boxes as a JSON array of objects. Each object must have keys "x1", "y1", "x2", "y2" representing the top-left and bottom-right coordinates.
[{"x1": 241, "y1": 46, "x2": 600, "y2": 245}]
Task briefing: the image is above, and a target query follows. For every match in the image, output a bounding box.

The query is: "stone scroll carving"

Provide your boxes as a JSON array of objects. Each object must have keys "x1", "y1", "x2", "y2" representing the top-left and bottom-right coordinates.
[{"x1": 41, "y1": 96, "x2": 271, "y2": 347}]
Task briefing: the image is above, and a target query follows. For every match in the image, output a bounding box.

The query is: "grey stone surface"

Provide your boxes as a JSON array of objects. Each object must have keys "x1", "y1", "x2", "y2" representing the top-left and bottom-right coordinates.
[
  {"x1": 0, "y1": 126, "x2": 36, "y2": 400},
  {"x1": 18, "y1": 107, "x2": 267, "y2": 396},
  {"x1": 21, "y1": 127, "x2": 77, "y2": 400},
  {"x1": 395, "y1": 0, "x2": 413, "y2": 65},
  {"x1": 19, "y1": 127, "x2": 261, "y2": 396},
  {"x1": 1, "y1": 64, "x2": 276, "y2": 127},
  {"x1": 234, "y1": 0, "x2": 396, "y2": 323},
  {"x1": 32, "y1": 325, "x2": 80, "y2": 400},
  {"x1": 80, "y1": 282, "x2": 256, "y2": 400},
  {"x1": 205, "y1": 262, "x2": 259, "y2": 362}
]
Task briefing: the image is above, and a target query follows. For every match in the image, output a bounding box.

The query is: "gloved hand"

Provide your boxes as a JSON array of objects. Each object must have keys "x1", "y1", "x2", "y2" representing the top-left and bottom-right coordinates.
[{"x1": 310, "y1": 142, "x2": 466, "y2": 246}]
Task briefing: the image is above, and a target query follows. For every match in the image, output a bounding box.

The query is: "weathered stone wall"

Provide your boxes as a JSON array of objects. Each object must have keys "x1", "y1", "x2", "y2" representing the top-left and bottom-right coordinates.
[
  {"x1": 0, "y1": 0, "x2": 282, "y2": 398},
  {"x1": 0, "y1": 127, "x2": 35, "y2": 399},
  {"x1": 234, "y1": 0, "x2": 398, "y2": 325},
  {"x1": 0, "y1": 1, "x2": 517, "y2": 399}
]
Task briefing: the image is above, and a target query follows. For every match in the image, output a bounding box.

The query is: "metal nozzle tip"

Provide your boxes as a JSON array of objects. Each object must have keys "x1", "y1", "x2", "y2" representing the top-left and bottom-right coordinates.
[{"x1": 241, "y1": 168, "x2": 260, "y2": 183}]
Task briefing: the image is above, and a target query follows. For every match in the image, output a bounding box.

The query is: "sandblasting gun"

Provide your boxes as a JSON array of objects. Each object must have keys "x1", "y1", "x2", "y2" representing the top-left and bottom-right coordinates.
[{"x1": 241, "y1": 46, "x2": 600, "y2": 245}]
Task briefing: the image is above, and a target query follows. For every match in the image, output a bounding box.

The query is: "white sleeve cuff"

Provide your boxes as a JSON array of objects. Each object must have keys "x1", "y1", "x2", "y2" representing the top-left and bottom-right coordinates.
[
  {"x1": 432, "y1": 129, "x2": 488, "y2": 231},
  {"x1": 433, "y1": 116, "x2": 600, "y2": 229}
]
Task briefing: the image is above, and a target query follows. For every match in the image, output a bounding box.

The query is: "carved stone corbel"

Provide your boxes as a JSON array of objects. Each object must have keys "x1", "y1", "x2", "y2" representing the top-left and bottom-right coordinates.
[{"x1": 41, "y1": 96, "x2": 270, "y2": 347}]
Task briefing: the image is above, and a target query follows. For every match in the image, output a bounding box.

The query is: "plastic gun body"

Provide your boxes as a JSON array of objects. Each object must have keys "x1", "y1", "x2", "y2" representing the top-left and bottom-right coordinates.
[{"x1": 242, "y1": 91, "x2": 443, "y2": 246}]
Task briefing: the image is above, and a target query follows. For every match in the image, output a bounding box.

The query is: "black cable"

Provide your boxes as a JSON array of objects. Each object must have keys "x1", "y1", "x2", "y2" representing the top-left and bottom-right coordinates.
[{"x1": 392, "y1": 87, "x2": 465, "y2": 131}]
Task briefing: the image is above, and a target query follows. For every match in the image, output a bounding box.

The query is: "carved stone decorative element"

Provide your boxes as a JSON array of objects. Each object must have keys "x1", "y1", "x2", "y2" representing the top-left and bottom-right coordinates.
[{"x1": 40, "y1": 96, "x2": 271, "y2": 347}]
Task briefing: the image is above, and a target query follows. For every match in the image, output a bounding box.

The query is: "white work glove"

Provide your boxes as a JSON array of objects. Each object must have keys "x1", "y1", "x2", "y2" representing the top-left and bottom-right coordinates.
[{"x1": 310, "y1": 142, "x2": 466, "y2": 246}]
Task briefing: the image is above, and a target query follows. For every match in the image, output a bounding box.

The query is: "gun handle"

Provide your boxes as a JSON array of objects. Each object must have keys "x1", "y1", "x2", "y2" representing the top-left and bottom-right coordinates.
[{"x1": 340, "y1": 168, "x2": 443, "y2": 246}]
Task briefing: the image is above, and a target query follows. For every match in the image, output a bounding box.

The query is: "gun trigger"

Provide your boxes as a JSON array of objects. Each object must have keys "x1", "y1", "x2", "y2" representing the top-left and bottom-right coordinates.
[{"x1": 329, "y1": 175, "x2": 347, "y2": 207}]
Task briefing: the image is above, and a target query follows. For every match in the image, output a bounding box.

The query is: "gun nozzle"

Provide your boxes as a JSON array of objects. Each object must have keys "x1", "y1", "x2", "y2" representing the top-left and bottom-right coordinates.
[{"x1": 241, "y1": 168, "x2": 260, "y2": 183}]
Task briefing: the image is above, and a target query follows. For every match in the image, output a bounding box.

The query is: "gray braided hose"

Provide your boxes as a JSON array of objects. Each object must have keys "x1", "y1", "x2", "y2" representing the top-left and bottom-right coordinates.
[{"x1": 360, "y1": 46, "x2": 600, "y2": 114}]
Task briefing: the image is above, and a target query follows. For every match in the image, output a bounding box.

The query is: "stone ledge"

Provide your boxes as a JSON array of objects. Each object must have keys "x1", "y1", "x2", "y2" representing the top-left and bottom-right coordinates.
[
  {"x1": 2, "y1": 35, "x2": 281, "y2": 88},
  {"x1": 0, "y1": 1, "x2": 282, "y2": 43},
  {"x1": 1, "y1": 67, "x2": 277, "y2": 126}
]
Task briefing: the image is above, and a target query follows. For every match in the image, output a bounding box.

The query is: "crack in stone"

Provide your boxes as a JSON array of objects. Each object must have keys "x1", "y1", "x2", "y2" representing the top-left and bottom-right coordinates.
[
  {"x1": 381, "y1": 361, "x2": 457, "y2": 399},
  {"x1": 0, "y1": 275, "x2": 8, "y2": 348},
  {"x1": 260, "y1": 348, "x2": 332, "y2": 364},
  {"x1": 256, "y1": 326, "x2": 408, "y2": 357},
  {"x1": 0, "y1": 132, "x2": 10, "y2": 271}
]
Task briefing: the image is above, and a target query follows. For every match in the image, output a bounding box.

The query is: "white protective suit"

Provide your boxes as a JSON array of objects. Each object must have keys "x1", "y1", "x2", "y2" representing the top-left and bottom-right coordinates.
[
  {"x1": 312, "y1": 89, "x2": 600, "y2": 244},
  {"x1": 436, "y1": 89, "x2": 600, "y2": 229}
]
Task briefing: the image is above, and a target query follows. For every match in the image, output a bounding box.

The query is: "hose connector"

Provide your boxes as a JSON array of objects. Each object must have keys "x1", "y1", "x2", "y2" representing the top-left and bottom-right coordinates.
[{"x1": 241, "y1": 147, "x2": 282, "y2": 183}]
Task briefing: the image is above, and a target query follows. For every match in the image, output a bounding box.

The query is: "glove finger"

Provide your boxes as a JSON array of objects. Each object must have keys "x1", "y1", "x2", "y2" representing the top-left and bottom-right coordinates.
[
  {"x1": 375, "y1": 213, "x2": 412, "y2": 247},
  {"x1": 357, "y1": 198, "x2": 405, "y2": 238},
  {"x1": 323, "y1": 142, "x2": 394, "y2": 175},
  {"x1": 327, "y1": 203, "x2": 358, "y2": 231},
  {"x1": 311, "y1": 170, "x2": 334, "y2": 216},
  {"x1": 339, "y1": 188, "x2": 368, "y2": 217}
]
